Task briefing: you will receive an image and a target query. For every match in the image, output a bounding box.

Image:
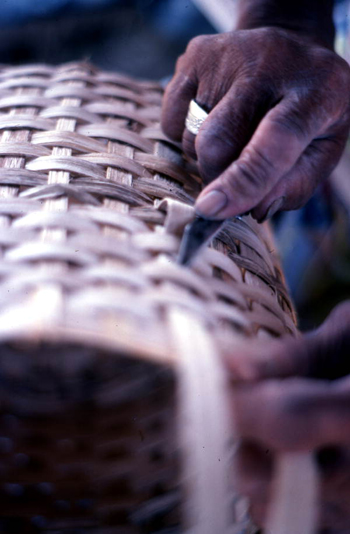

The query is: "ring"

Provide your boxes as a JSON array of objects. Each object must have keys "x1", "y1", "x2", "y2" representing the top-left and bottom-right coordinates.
[{"x1": 185, "y1": 99, "x2": 208, "y2": 135}]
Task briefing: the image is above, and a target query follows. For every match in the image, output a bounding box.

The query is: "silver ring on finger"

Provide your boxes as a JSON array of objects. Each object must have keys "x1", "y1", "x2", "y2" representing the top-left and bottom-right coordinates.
[{"x1": 185, "y1": 99, "x2": 208, "y2": 135}]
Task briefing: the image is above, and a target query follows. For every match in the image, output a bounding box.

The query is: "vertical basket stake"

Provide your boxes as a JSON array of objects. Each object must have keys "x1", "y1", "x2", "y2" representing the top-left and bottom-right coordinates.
[
  {"x1": 266, "y1": 451, "x2": 317, "y2": 534},
  {"x1": 169, "y1": 306, "x2": 248, "y2": 534}
]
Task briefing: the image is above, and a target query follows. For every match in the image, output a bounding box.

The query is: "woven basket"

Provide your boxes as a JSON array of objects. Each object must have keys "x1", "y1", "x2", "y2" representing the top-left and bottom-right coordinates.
[{"x1": 0, "y1": 62, "x2": 310, "y2": 534}]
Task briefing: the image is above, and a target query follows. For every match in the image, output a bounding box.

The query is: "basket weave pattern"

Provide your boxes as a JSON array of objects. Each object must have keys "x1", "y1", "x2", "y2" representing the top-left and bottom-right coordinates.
[{"x1": 0, "y1": 62, "x2": 297, "y2": 533}]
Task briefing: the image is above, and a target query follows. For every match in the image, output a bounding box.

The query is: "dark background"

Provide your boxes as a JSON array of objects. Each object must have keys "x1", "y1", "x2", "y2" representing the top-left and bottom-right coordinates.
[{"x1": 0, "y1": 0, "x2": 214, "y2": 79}]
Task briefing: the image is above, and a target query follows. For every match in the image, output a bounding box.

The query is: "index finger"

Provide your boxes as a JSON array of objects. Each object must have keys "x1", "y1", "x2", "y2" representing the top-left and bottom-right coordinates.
[
  {"x1": 223, "y1": 301, "x2": 350, "y2": 383},
  {"x1": 195, "y1": 96, "x2": 322, "y2": 219},
  {"x1": 161, "y1": 63, "x2": 197, "y2": 141},
  {"x1": 232, "y1": 376, "x2": 350, "y2": 451}
]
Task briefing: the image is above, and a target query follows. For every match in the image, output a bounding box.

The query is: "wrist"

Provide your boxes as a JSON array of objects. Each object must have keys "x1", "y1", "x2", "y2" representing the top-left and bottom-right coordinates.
[{"x1": 236, "y1": 0, "x2": 335, "y2": 50}]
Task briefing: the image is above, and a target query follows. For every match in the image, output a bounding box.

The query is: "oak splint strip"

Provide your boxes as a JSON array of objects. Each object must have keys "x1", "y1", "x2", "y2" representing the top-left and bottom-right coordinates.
[{"x1": 0, "y1": 61, "x2": 314, "y2": 534}]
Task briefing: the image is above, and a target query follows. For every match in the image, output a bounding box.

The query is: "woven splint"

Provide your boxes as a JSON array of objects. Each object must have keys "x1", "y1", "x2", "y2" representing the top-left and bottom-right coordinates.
[{"x1": 0, "y1": 62, "x2": 312, "y2": 534}]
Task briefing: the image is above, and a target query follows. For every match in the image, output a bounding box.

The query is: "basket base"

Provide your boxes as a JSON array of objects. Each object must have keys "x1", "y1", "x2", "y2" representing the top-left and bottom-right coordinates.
[{"x1": 0, "y1": 343, "x2": 180, "y2": 533}]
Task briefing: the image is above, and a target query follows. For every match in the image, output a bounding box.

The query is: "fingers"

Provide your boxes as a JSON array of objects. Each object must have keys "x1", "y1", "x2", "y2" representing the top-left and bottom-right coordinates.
[
  {"x1": 181, "y1": 82, "x2": 266, "y2": 171},
  {"x1": 161, "y1": 59, "x2": 198, "y2": 141},
  {"x1": 223, "y1": 301, "x2": 350, "y2": 383},
  {"x1": 193, "y1": 83, "x2": 272, "y2": 183},
  {"x1": 162, "y1": 35, "x2": 274, "y2": 167},
  {"x1": 161, "y1": 34, "x2": 219, "y2": 141},
  {"x1": 161, "y1": 29, "x2": 350, "y2": 221},
  {"x1": 232, "y1": 376, "x2": 350, "y2": 451},
  {"x1": 195, "y1": 97, "x2": 321, "y2": 218},
  {"x1": 251, "y1": 131, "x2": 349, "y2": 221},
  {"x1": 224, "y1": 301, "x2": 350, "y2": 453},
  {"x1": 171, "y1": 75, "x2": 264, "y2": 166},
  {"x1": 222, "y1": 337, "x2": 310, "y2": 382}
]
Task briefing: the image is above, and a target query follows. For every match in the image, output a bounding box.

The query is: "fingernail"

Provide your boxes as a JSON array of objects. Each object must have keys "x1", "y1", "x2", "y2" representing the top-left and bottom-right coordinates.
[
  {"x1": 195, "y1": 190, "x2": 228, "y2": 218},
  {"x1": 263, "y1": 196, "x2": 285, "y2": 221}
]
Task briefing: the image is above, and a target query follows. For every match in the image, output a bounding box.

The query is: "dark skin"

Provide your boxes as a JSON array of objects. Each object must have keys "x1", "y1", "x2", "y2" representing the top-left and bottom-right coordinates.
[
  {"x1": 161, "y1": 1, "x2": 350, "y2": 531},
  {"x1": 228, "y1": 302, "x2": 350, "y2": 531},
  {"x1": 161, "y1": 0, "x2": 350, "y2": 221}
]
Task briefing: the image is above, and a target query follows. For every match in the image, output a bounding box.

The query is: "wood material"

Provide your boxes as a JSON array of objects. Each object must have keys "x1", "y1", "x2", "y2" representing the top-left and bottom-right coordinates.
[{"x1": 0, "y1": 62, "x2": 309, "y2": 534}]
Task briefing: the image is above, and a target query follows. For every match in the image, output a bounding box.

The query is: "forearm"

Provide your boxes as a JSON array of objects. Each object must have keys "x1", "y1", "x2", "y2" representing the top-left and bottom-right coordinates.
[{"x1": 236, "y1": 0, "x2": 335, "y2": 49}]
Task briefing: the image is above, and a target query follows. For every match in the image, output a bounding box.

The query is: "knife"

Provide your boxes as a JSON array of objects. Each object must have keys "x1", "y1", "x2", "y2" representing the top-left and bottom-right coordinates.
[{"x1": 177, "y1": 216, "x2": 227, "y2": 266}]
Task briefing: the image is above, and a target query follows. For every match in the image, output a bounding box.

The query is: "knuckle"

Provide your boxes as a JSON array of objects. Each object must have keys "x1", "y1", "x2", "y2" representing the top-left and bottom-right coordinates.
[
  {"x1": 187, "y1": 34, "x2": 210, "y2": 54},
  {"x1": 175, "y1": 52, "x2": 186, "y2": 68},
  {"x1": 227, "y1": 145, "x2": 273, "y2": 192},
  {"x1": 271, "y1": 109, "x2": 306, "y2": 138},
  {"x1": 196, "y1": 134, "x2": 219, "y2": 163},
  {"x1": 247, "y1": 144, "x2": 276, "y2": 171},
  {"x1": 255, "y1": 26, "x2": 281, "y2": 46},
  {"x1": 327, "y1": 55, "x2": 350, "y2": 97},
  {"x1": 223, "y1": 161, "x2": 258, "y2": 194},
  {"x1": 196, "y1": 138, "x2": 230, "y2": 180},
  {"x1": 311, "y1": 51, "x2": 350, "y2": 118},
  {"x1": 322, "y1": 49, "x2": 350, "y2": 81},
  {"x1": 197, "y1": 130, "x2": 234, "y2": 166},
  {"x1": 174, "y1": 53, "x2": 192, "y2": 76}
]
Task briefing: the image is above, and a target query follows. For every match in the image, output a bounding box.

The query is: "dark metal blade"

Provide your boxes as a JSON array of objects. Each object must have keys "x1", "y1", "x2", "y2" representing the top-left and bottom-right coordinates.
[{"x1": 177, "y1": 216, "x2": 226, "y2": 266}]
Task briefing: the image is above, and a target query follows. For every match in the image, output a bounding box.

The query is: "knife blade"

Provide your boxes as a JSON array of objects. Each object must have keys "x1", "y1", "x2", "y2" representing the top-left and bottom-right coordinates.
[{"x1": 177, "y1": 216, "x2": 227, "y2": 266}]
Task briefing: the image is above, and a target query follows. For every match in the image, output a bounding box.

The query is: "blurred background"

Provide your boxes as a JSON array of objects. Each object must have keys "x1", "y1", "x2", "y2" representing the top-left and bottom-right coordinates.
[
  {"x1": 0, "y1": 0, "x2": 216, "y2": 79},
  {"x1": 0, "y1": 0, "x2": 349, "y2": 329}
]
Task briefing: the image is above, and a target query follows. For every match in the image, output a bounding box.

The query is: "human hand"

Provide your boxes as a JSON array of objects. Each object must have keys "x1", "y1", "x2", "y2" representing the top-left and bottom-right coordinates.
[
  {"x1": 161, "y1": 28, "x2": 350, "y2": 221},
  {"x1": 224, "y1": 302, "x2": 350, "y2": 530}
]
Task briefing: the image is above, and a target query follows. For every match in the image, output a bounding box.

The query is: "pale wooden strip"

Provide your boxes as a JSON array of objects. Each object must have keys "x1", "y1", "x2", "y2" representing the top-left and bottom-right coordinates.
[
  {"x1": 266, "y1": 452, "x2": 317, "y2": 534},
  {"x1": 78, "y1": 123, "x2": 154, "y2": 153},
  {"x1": 169, "y1": 307, "x2": 239, "y2": 534},
  {"x1": 31, "y1": 130, "x2": 106, "y2": 153}
]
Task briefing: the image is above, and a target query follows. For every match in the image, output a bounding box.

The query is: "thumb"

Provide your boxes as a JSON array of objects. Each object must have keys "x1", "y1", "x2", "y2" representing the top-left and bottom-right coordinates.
[{"x1": 195, "y1": 98, "x2": 316, "y2": 219}]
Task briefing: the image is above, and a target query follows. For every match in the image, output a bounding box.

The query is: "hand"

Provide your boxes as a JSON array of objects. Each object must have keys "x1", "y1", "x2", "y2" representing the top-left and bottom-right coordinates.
[
  {"x1": 161, "y1": 28, "x2": 350, "y2": 220},
  {"x1": 223, "y1": 302, "x2": 350, "y2": 530}
]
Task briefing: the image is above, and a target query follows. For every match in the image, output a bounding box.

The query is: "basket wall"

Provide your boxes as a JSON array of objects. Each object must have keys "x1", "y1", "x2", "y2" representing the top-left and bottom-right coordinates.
[{"x1": 0, "y1": 62, "x2": 297, "y2": 534}]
